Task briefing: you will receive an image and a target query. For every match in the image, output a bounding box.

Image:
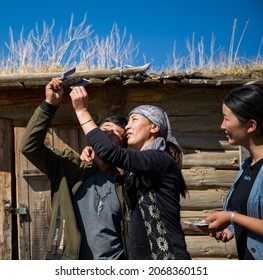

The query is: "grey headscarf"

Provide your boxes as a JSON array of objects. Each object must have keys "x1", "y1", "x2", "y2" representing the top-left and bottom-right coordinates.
[{"x1": 129, "y1": 105, "x2": 181, "y2": 151}]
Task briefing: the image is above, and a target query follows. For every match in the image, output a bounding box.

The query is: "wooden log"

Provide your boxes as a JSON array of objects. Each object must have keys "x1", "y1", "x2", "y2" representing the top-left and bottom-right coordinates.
[
  {"x1": 181, "y1": 210, "x2": 216, "y2": 220},
  {"x1": 177, "y1": 132, "x2": 236, "y2": 150},
  {"x1": 185, "y1": 236, "x2": 237, "y2": 259},
  {"x1": 181, "y1": 189, "x2": 228, "y2": 211},
  {"x1": 182, "y1": 150, "x2": 239, "y2": 169},
  {"x1": 182, "y1": 167, "x2": 237, "y2": 189}
]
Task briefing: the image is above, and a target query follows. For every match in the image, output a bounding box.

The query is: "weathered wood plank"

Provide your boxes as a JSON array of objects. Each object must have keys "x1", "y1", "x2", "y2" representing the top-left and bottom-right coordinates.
[
  {"x1": 15, "y1": 127, "x2": 31, "y2": 259},
  {"x1": 27, "y1": 176, "x2": 51, "y2": 259},
  {"x1": 0, "y1": 119, "x2": 13, "y2": 260}
]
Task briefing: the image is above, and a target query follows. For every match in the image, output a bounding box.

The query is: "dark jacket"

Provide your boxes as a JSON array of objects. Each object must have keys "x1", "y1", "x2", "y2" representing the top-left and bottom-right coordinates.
[
  {"x1": 86, "y1": 128, "x2": 191, "y2": 260},
  {"x1": 20, "y1": 102, "x2": 100, "y2": 259}
]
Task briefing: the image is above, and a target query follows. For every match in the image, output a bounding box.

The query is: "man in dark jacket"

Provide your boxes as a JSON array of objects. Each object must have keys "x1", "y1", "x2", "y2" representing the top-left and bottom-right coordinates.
[{"x1": 20, "y1": 77, "x2": 127, "y2": 260}]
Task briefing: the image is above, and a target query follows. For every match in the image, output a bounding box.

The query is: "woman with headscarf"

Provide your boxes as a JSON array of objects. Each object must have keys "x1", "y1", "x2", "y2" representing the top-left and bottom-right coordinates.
[{"x1": 70, "y1": 86, "x2": 191, "y2": 260}]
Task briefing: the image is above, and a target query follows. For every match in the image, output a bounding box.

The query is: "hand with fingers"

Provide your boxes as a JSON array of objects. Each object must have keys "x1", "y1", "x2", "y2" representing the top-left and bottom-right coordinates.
[
  {"x1": 45, "y1": 77, "x2": 64, "y2": 106},
  {"x1": 80, "y1": 146, "x2": 94, "y2": 164}
]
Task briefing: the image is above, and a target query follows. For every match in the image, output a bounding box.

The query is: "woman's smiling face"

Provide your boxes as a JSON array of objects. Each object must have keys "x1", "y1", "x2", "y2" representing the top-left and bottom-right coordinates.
[{"x1": 221, "y1": 103, "x2": 249, "y2": 146}]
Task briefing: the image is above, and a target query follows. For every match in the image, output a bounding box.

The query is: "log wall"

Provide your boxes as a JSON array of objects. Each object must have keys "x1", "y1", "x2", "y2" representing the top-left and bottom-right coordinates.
[{"x1": 0, "y1": 81, "x2": 245, "y2": 259}]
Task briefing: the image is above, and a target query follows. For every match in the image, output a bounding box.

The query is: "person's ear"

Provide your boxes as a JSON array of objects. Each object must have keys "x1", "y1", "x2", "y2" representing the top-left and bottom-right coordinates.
[
  {"x1": 247, "y1": 119, "x2": 257, "y2": 133},
  {"x1": 150, "y1": 124, "x2": 160, "y2": 134}
]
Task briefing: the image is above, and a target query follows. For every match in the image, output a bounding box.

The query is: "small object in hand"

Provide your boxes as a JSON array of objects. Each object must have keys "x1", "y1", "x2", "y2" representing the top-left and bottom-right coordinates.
[
  {"x1": 70, "y1": 78, "x2": 90, "y2": 89},
  {"x1": 61, "y1": 67, "x2": 76, "y2": 80},
  {"x1": 184, "y1": 220, "x2": 210, "y2": 227}
]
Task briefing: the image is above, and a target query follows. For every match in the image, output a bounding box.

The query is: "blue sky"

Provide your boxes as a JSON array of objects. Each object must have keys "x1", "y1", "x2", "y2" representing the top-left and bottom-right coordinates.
[{"x1": 0, "y1": 0, "x2": 262, "y2": 68}]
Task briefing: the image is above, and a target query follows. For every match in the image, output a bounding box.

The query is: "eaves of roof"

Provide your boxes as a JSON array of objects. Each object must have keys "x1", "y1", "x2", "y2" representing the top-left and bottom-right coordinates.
[{"x1": 0, "y1": 63, "x2": 263, "y2": 91}]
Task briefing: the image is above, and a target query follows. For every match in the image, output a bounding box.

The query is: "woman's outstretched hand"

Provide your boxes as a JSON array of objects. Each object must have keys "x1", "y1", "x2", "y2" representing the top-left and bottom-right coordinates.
[
  {"x1": 69, "y1": 86, "x2": 97, "y2": 134},
  {"x1": 70, "y1": 86, "x2": 89, "y2": 114}
]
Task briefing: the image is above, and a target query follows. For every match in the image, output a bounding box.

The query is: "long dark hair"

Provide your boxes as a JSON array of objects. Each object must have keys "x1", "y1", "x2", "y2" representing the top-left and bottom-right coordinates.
[
  {"x1": 165, "y1": 142, "x2": 189, "y2": 198},
  {"x1": 224, "y1": 85, "x2": 263, "y2": 134}
]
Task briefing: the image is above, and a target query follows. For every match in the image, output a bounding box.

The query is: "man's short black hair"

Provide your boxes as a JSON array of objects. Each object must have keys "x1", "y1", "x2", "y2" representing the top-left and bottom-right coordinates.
[{"x1": 101, "y1": 115, "x2": 128, "y2": 129}]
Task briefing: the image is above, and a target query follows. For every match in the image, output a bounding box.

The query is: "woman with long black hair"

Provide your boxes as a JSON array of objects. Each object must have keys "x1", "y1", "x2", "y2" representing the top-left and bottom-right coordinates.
[{"x1": 204, "y1": 85, "x2": 263, "y2": 260}]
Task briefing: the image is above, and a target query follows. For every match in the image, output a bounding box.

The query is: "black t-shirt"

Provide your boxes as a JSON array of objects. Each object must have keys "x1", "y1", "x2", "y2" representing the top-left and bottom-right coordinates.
[{"x1": 229, "y1": 158, "x2": 263, "y2": 260}]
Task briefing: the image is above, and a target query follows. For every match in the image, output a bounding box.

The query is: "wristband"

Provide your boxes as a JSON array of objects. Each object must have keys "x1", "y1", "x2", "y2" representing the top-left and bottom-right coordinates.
[
  {"x1": 81, "y1": 118, "x2": 93, "y2": 127},
  {"x1": 230, "y1": 211, "x2": 237, "y2": 225}
]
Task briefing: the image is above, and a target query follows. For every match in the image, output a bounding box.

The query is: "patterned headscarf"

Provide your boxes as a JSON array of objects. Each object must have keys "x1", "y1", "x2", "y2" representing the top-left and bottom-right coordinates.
[{"x1": 129, "y1": 105, "x2": 181, "y2": 151}]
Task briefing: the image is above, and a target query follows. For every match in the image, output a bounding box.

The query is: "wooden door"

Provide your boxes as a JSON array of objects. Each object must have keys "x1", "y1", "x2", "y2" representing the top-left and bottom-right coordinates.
[
  {"x1": 0, "y1": 119, "x2": 14, "y2": 260},
  {"x1": 14, "y1": 126, "x2": 85, "y2": 260}
]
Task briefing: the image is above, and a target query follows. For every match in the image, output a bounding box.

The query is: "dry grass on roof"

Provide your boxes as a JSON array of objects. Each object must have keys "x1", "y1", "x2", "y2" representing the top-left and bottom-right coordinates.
[
  {"x1": 1, "y1": 63, "x2": 263, "y2": 79},
  {"x1": 162, "y1": 64, "x2": 263, "y2": 80}
]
